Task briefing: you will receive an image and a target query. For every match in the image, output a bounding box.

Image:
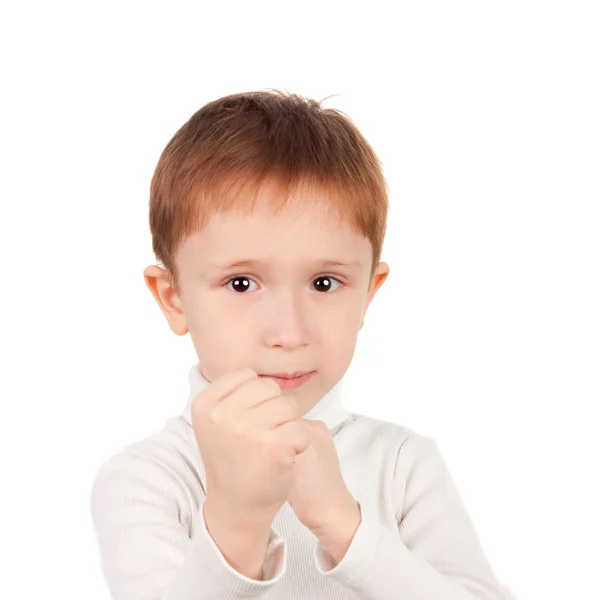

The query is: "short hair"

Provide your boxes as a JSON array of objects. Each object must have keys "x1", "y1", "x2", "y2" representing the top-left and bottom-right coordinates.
[{"x1": 148, "y1": 89, "x2": 389, "y2": 293}]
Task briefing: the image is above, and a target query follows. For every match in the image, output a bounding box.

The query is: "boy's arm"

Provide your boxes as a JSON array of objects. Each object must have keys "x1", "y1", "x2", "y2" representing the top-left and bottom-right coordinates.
[
  {"x1": 311, "y1": 435, "x2": 519, "y2": 600},
  {"x1": 90, "y1": 454, "x2": 286, "y2": 600}
]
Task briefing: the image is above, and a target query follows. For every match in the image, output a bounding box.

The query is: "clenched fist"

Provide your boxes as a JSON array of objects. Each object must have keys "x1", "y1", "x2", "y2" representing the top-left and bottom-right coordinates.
[{"x1": 191, "y1": 367, "x2": 311, "y2": 528}]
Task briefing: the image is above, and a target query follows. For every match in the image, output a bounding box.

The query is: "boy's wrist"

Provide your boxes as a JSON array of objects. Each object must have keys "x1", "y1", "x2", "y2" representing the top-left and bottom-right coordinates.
[
  {"x1": 204, "y1": 493, "x2": 275, "y2": 531},
  {"x1": 312, "y1": 499, "x2": 362, "y2": 566},
  {"x1": 203, "y1": 496, "x2": 274, "y2": 580}
]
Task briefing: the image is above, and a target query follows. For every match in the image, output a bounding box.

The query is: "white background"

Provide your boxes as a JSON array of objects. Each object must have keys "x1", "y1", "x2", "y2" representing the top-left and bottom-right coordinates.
[{"x1": 1, "y1": 2, "x2": 598, "y2": 599}]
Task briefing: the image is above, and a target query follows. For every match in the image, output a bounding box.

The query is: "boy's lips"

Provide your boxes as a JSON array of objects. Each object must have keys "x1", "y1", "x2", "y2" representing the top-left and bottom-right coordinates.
[
  {"x1": 259, "y1": 371, "x2": 313, "y2": 379},
  {"x1": 258, "y1": 371, "x2": 316, "y2": 389}
]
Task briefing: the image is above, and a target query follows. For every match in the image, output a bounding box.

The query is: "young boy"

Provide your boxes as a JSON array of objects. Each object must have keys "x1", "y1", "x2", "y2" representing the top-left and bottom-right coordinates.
[{"x1": 90, "y1": 90, "x2": 519, "y2": 599}]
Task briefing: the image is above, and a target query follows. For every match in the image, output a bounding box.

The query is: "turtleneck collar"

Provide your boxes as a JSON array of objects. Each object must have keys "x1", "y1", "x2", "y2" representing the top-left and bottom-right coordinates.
[{"x1": 181, "y1": 363, "x2": 350, "y2": 434}]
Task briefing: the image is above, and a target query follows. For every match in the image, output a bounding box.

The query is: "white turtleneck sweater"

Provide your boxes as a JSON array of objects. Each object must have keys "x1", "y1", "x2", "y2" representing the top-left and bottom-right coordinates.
[{"x1": 90, "y1": 364, "x2": 519, "y2": 600}]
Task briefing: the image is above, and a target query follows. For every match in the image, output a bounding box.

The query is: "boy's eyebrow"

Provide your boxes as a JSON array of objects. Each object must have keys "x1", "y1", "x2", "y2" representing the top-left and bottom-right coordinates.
[{"x1": 208, "y1": 258, "x2": 362, "y2": 270}]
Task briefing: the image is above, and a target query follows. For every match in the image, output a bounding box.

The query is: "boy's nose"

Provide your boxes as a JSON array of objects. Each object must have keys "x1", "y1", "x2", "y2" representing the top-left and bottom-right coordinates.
[{"x1": 261, "y1": 291, "x2": 310, "y2": 350}]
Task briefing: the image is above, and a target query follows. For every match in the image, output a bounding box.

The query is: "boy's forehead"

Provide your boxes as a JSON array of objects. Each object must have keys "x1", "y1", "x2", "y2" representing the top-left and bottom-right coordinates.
[
  {"x1": 180, "y1": 208, "x2": 370, "y2": 271},
  {"x1": 193, "y1": 204, "x2": 361, "y2": 246},
  {"x1": 211, "y1": 208, "x2": 351, "y2": 236}
]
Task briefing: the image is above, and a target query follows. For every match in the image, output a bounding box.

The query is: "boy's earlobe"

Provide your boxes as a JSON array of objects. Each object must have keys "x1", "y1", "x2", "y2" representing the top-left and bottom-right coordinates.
[
  {"x1": 367, "y1": 262, "x2": 390, "y2": 299},
  {"x1": 143, "y1": 265, "x2": 189, "y2": 336},
  {"x1": 360, "y1": 262, "x2": 389, "y2": 330}
]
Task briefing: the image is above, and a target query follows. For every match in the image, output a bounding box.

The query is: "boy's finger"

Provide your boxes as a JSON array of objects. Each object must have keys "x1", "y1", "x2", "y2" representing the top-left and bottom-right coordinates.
[{"x1": 194, "y1": 367, "x2": 257, "y2": 410}]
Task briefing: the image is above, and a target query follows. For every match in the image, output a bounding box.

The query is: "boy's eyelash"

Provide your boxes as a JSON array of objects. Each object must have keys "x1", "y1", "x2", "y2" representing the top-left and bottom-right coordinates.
[{"x1": 223, "y1": 274, "x2": 345, "y2": 289}]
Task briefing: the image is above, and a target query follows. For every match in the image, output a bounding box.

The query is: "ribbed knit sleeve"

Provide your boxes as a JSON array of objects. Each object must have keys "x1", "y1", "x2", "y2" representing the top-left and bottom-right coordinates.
[
  {"x1": 90, "y1": 454, "x2": 288, "y2": 600},
  {"x1": 310, "y1": 435, "x2": 519, "y2": 600}
]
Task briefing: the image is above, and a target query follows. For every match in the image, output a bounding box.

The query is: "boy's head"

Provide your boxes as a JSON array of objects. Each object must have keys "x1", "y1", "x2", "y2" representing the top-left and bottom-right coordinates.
[{"x1": 144, "y1": 90, "x2": 390, "y2": 413}]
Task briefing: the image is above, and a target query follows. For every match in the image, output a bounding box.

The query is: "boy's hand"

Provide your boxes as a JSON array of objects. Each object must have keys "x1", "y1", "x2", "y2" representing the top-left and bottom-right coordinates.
[
  {"x1": 191, "y1": 367, "x2": 310, "y2": 528},
  {"x1": 286, "y1": 419, "x2": 360, "y2": 540}
]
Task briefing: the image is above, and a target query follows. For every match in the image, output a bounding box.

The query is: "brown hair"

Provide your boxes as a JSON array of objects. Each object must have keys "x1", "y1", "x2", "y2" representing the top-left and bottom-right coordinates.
[{"x1": 148, "y1": 89, "x2": 389, "y2": 294}]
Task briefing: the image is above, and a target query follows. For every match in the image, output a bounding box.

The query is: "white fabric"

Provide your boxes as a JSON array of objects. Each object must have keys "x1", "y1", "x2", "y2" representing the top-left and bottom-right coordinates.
[{"x1": 90, "y1": 362, "x2": 519, "y2": 600}]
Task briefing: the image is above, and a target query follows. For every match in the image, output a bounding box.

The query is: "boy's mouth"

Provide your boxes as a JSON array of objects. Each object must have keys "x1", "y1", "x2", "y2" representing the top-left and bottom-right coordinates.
[{"x1": 258, "y1": 371, "x2": 316, "y2": 389}]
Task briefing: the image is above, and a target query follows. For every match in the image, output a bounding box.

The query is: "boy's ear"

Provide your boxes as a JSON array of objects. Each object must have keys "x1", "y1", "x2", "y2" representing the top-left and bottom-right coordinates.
[
  {"x1": 143, "y1": 265, "x2": 189, "y2": 336},
  {"x1": 360, "y1": 262, "x2": 390, "y2": 330}
]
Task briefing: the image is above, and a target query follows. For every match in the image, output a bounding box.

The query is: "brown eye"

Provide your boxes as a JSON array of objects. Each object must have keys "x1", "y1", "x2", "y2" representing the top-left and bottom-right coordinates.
[
  {"x1": 312, "y1": 276, "x2": 342, "y2": 293},
  {"x1": 225, "y1": 277, "x2": 258, "y2": 293},
  {"x1": 224, "y1": 275, "x2": 343, "y2": 293}
]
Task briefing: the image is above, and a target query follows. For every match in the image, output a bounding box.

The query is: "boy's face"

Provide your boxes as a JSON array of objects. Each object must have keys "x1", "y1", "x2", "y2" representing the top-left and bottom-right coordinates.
[{"x1": 144, "y1": 181, "x2": 389, "y2": 415}]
